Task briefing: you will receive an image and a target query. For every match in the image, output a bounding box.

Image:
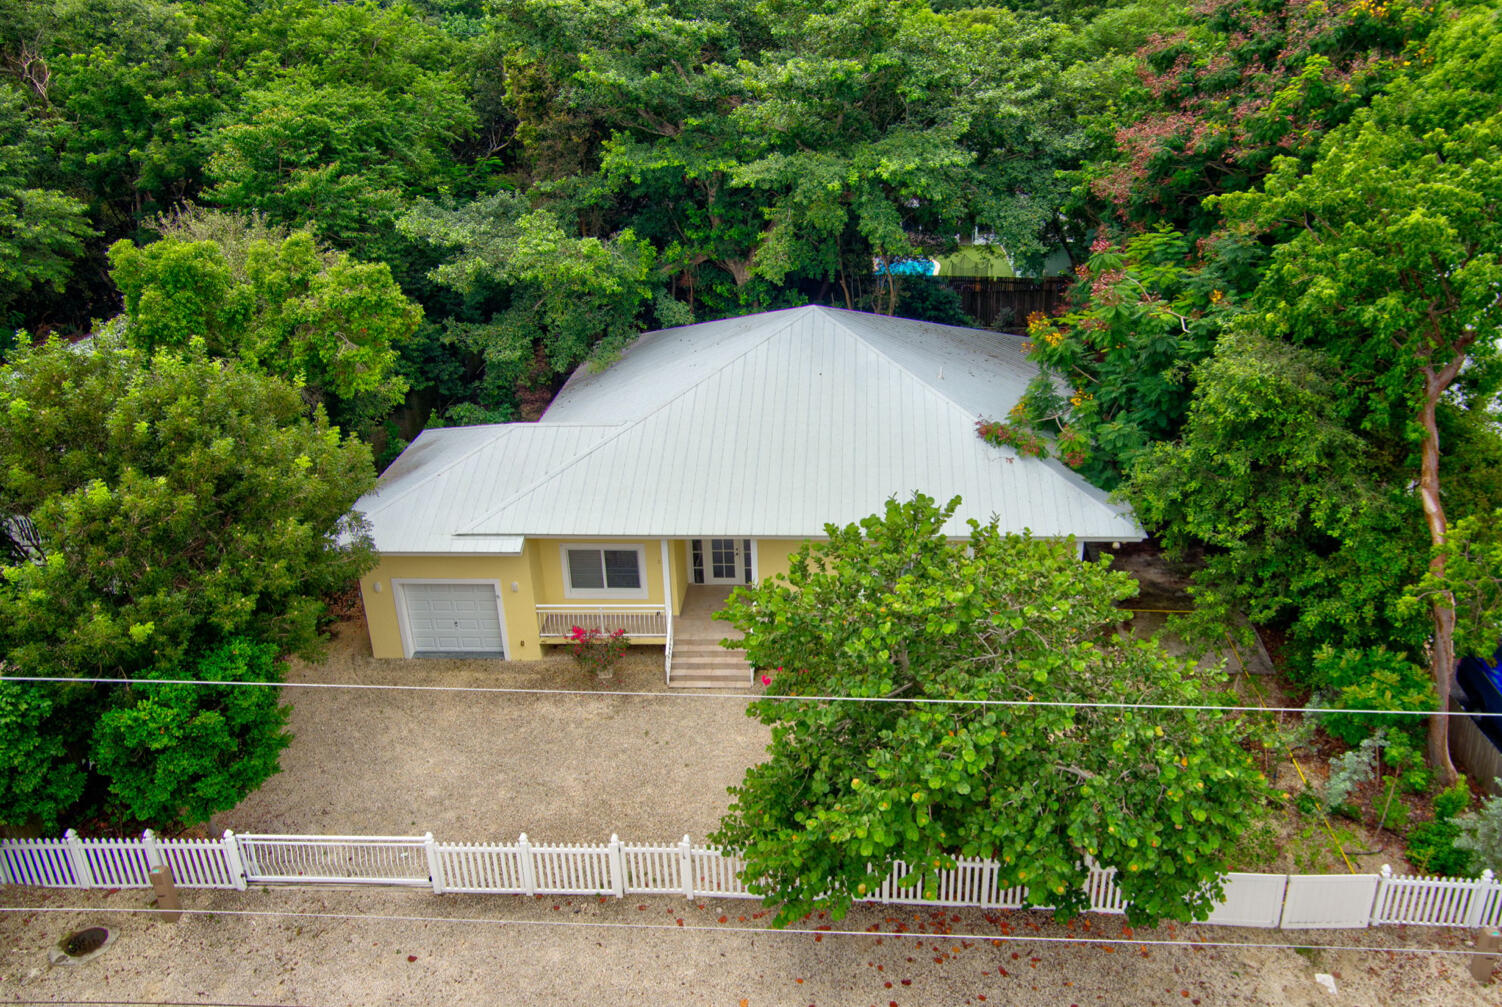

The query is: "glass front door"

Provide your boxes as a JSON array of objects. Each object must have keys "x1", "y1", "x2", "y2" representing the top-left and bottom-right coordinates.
[{"x1": 693, "y1": 538, "x2": 753, "y2": 585}]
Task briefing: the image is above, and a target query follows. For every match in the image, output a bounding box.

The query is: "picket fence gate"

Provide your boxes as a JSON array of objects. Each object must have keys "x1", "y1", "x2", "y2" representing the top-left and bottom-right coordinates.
[{"x1": 1, "y1": 829, "x2": 1498, "y2": 932}]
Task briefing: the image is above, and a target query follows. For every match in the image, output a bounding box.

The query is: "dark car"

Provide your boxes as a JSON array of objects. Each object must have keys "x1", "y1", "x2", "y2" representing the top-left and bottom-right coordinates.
[{"x1": 1455, "y1": 641, "x2": 1502, "y2": 749}]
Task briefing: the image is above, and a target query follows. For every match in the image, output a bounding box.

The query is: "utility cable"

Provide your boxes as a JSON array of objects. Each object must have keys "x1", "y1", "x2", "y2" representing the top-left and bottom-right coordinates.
[
  {"x1": 1, "y1": 675, "x2": 1493, "y2": 720},
  {"x1": 0, "y1": 904, "x2": 1494, "y2": 960}
]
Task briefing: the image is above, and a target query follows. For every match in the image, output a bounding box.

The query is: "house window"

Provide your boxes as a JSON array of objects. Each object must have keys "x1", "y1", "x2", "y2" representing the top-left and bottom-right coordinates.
[{"x1": 562, "y1": 545, "x2": 647, "y2": 598}]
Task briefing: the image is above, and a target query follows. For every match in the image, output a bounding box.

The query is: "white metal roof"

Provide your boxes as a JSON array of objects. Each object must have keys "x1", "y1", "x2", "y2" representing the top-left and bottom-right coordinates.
[
  {"x1": 462, "y1": 306, "x2": 1138, "y2": 541},
  {"x1": 358, "y1": 306, "x2": 1141, "y2": 552},
  {"x1": 357, "y1": 423, "x2": 617, "y2": 553}
]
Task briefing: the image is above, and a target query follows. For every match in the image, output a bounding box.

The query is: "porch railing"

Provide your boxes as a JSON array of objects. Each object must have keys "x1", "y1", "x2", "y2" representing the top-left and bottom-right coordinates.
[{"x1": 536, "y1": 604, "x2": 669, "y2": 639}]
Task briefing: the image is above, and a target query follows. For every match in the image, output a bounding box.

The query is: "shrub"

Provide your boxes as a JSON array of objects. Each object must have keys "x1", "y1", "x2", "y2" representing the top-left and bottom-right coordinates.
[
  {"x1": 1407, "y1": 779, "x2": 1480, "y2": 877},
  {"x1": 91, "y1": 639, "x2": 291, "y2": 826},
  {"x1": 566, "y1": 626, "x2": 630, "y2": 677},
  {"x1": 1312, "y1": 646, "x2": 1433, "y2": 753},
  {"x1": 1455, "y1": 781, "x2": 1502, "y2": 874}
]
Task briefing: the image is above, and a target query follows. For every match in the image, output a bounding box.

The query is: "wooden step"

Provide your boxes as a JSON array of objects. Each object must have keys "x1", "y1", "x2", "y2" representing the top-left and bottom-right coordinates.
[{"x1": 668, "y1": 670, "x2": 756, "y2": 689}]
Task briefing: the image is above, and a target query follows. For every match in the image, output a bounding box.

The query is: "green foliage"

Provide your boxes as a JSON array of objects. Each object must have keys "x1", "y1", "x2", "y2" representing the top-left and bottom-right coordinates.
[
  {"x1": 0, "y1": 331, "x2": 374, "y2": 827},
  {"x1": 1407, "y1": 778, "x2": 1479, "y2": 877},
  {"x1": 0, "y1": 85, "x2": 95, "y2": 317},
  {"x1": 710, "y1": 493, "x2": 1265, "y2": 927},
  {"x1": 91, "y1": 638, "x2": 291, "y2": 825},
  {"x1": 0, "y1": 330, "x2": 376, "y2": 676},
  {"x1": 885, "y1": 277, "x2": 974, "y2": 327},
  {"x1": 1129, "y1": 331, "x2": 1429, "y2": 665},
  {"x1": 1312, "y1": 647, "x2": 1433, "y2": 751},
  {"x1": 1403, "y1": 508, "x2": 1502, "y2": 662},
  {"x1": 199, "y1": 0, "x2": 478, "y2": 266},
  {"x1": 109, "y1": 229, "x2": 421, "y2": 428},
  {"x1": 0, "y1": 681, "x2": 86, "y2": 830},
  {"x1": 1455, "y1": 782, "x2": 1502, "y2": 875},
  {"x1": 400, "y1": 193, "x2": 659, "y2": 379},
  {"x1": 1014, "y1": 228, "x2": 1225, "y2": 485}
]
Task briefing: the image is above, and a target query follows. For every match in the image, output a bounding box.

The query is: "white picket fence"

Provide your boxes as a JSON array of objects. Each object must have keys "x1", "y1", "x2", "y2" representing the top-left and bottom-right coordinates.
[{"x1": 1, "y1": 829, "x2": 1498, "y2": 931}]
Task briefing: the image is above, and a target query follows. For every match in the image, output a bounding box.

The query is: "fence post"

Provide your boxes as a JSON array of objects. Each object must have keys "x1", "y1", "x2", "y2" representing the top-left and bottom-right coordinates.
[
  {"x1": 0, "y1": 841, "x2": 12, "y2": 885},
  {"x1": 517, "y1": 834, "x2": 537, "y2": 896},
  {"x1": 63, "y1": 829, "x2": 94, "y2": 889},
  {"x1": 608, "y1": 834, "x2": 626, "y2": 898},
  {"x1": 222, "y1": 830, "x2": 249, "y2": 892},
  {"x1": 1374, "y1": 865, "x2": 1393, "y2": 925},
  {"x1": 149, "y1": 864, "x2": 182, "y2": 923},
  {"x1": 679, "y1": 835, "x2": 694, "y2": 900},
  {"x1": 1465, "y1": 870, "x2": 1496, "y2": 929},
  {"x1": 424, "y1": 833, "x2": 445, "y2": 895},
  {"x1": 141, "y1": 829, "x2": 164, "y2": 871}
]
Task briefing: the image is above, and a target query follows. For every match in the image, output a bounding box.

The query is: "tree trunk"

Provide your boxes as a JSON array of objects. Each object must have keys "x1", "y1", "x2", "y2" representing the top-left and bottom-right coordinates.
[{"x1": 1418, "y1": 371, "x2": 1458, "y2": 783}]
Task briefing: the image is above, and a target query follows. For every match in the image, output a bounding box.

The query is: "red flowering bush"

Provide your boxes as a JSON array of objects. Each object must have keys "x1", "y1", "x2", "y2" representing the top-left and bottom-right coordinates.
[{"x1": 566, "y1": 626, "x2": 631, "y2": 677}]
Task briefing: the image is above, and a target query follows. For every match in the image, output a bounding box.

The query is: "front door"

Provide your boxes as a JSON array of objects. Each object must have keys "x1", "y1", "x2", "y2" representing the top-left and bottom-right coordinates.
[{"x1": 697, "y1": 538, "x2": 752, "y2": 585}]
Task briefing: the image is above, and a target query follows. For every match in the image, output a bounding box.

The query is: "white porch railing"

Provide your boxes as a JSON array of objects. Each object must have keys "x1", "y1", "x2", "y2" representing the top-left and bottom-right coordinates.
[{"x1": 536, "y1": 604, "x2": 668, "y2": 639}]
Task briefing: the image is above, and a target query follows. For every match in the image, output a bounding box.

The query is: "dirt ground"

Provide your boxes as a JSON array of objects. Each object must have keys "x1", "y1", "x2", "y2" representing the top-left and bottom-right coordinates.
[
  {"x1": 209, "y1": 617, "x2": 770, "y2": 843},
  {"x1": 2, "y1": 885, "x2": 1495, "y2": 1006}
]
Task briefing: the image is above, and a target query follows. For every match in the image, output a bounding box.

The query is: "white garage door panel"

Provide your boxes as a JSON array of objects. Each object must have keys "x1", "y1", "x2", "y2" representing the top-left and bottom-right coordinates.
[{"x1": 402, "y1": 583, "x2": 504, "y2": 656}]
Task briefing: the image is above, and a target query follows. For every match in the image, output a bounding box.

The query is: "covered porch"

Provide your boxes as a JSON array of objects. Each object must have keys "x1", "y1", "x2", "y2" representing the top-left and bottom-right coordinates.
[{"x1": 534, "y1": 537, "x2": 771, "y2": 688}]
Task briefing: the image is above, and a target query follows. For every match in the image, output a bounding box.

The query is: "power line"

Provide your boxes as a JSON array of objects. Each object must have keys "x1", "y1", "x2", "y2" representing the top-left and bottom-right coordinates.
[
  {"x1": 0, "y1": 674, "x2": 1492, "y2": 720},
  {"x1": 1, "y1": 904, "x2": 1494, "y2": 961}
]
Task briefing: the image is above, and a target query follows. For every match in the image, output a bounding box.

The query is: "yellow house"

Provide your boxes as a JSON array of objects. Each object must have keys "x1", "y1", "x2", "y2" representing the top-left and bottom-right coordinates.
[{"x1": 355, "y1": 307, "x2": 1141, "y2": 686}]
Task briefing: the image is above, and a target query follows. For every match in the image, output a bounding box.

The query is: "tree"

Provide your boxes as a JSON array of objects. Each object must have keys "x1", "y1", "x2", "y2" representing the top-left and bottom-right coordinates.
[
  {"x1": 1211, "y1": 10, "x2": 1502, "y2": 777},
  {"x1": 109, "y1": 224, "x2": 421, "y2": 430},
  {"x1": 1129, "y1": 331, "x2": 1432, "y2": 667},
  {"x1": 0, "y1": 84, "x2": 95, "y2": 326},
  {"x1": 710, "y1": 494, "x2": 1265, "y2": 927},
  {"x1": 0, "y1": 330, "x2": 375, "y2": 827},
  {"x1": 91, "y1": 638, "x2": 291, "y2": 825},
  {"x1": 1007, "y1": 228, "x2": 1226, "y2": 487},
  {"x1": 399, "y1": 192, "x2": 666, "y2": 389}
]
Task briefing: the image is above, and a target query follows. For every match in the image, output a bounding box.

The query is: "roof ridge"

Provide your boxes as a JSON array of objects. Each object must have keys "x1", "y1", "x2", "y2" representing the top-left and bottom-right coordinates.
[
  {"x1": 456, "y1": 308, "x2": 815, "y2": 535},
  {"x1": 821, "y1": 310, "x2": 1128, "y2": 518}
]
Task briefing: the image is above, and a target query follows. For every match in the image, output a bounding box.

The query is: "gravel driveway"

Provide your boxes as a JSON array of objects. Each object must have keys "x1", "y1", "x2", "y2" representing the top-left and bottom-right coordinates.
[{"x1": 211, "y1": 618, "x2": 770, "y2": 843}]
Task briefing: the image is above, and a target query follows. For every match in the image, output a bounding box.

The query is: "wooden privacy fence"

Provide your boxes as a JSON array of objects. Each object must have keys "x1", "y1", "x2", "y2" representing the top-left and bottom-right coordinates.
[
  {"x1": 2, "y1": 829, "x2": 1499, "y2": 931},
  {"x1": 947, "y1": 277, "x2": 1071, "y2": 327}
]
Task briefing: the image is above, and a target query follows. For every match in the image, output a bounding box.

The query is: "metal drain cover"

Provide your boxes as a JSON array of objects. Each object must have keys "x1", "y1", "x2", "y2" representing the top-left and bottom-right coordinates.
[{"x1": 49, "y1": 926, "x2": 114, "y2": 966}]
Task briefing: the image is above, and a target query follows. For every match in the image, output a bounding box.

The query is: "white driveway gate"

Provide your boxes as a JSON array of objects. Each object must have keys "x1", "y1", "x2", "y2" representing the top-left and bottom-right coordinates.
[{"x1": 236, "y1": 834, "x2": 433, "y2": 886}]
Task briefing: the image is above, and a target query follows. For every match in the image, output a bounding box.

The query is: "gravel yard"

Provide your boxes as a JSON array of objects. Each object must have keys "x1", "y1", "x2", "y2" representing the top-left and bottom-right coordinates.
[
  {"x1": 210, "y1": 617, "x2": 770, "y2": 842},
  {"x1": 2, "y1": 885, "x2": 1494, "y2": 1006}
]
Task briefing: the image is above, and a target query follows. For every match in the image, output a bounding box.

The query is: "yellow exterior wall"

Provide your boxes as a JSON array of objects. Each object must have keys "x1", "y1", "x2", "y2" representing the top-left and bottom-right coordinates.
[
  {"x1": 753, "y1": 538, "x2": 807, "y2": 584},
  {"x1": 361, "y1": 537, "x2": 829, "y2": 661},
  {"x1": 363, "y1": 538, "x2": 684, "y2": 661},
  {"x1": 360, "y1": 554, "x2": 542, "y2": 660},
  {"x1": 531, "y1": 538, "x2": 668, "y2": 605}
]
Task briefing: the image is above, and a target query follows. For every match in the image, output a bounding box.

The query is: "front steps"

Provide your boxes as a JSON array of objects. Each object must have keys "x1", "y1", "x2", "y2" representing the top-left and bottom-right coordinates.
[{"x1": 668, "y1": 637, "x2": 753, "y2": 689}]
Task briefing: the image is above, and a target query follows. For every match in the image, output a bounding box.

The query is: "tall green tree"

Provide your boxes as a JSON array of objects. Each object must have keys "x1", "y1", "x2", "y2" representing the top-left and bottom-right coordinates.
[
  {"x1": 1208, "y1": 8, "x2": 1502, "y2": 777},
  {"x1": 711, "y1": 494, "x2": 1265, "y2": 927},
  {"x1": 0, "y1": 331, "x2": 375, "y2": 827},
  {"x1": 0, "y1": 84, "x2": 94, "y2": 327},
  {"x1": 109, "y1": 222, "x2": 421, "y2": 430}
]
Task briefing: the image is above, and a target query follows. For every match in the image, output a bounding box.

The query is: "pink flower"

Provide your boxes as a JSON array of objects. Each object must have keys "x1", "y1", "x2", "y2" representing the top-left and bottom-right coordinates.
[{"x1": 761, "y1": 675, "x2": 772, "y2": 686}]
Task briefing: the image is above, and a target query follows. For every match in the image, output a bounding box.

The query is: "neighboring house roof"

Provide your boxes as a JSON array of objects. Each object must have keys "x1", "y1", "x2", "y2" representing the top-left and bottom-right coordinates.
[{"x1": 358, "y1": 306, "x2": 1142, "y2": 552}]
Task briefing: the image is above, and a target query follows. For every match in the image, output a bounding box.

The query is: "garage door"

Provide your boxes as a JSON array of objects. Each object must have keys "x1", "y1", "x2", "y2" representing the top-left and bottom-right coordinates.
[{"x1": 400, "y1": 583, "x2": 505, "y2": 657}]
